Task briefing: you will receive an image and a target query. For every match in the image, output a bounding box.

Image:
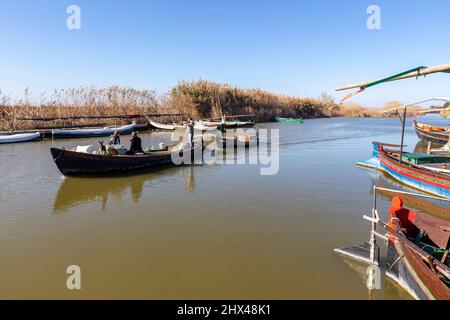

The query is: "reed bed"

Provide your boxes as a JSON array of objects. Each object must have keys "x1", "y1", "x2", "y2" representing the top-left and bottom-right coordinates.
[
  {"x1": 0, "y1": 86, "x2": 163, "y2": 131},
  {"x1": 0, "y1": 81, "x2": 420, "y2": 131}
]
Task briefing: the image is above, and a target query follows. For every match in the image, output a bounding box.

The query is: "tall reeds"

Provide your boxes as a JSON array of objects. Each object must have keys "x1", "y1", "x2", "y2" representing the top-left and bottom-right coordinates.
[{"x1": 0, "y1": 81, "x2": 420, "y2": 131}]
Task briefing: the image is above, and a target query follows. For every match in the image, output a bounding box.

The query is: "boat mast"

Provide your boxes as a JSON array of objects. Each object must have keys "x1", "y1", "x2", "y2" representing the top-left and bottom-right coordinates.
[{"x1": 399, "y1": 106, "x2": 407, "y2": 163}]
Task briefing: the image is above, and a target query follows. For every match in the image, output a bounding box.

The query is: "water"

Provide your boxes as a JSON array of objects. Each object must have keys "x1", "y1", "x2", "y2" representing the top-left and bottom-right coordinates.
[{"x1": 1, "y1": 116, "x2": 449, "y2": 299}]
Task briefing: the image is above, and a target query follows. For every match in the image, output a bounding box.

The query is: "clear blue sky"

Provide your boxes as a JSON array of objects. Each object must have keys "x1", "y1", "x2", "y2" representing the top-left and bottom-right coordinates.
[{"x1": 1, "y1": 0, "x2": 449, "y2": 107}]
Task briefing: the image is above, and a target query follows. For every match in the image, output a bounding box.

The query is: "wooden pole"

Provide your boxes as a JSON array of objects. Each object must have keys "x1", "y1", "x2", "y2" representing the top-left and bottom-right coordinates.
[
  {"x1": 335, "y1": 63, "x2": 450, "y2": 92},
  {"x1": 399, "y1": 106, "x2": 407, "y2": 164}
]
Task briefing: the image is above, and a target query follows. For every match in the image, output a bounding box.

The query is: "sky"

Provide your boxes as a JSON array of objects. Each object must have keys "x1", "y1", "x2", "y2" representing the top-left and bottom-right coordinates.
[{"x1": 0, "y1": 0, "x2": 449, "y2": 107}]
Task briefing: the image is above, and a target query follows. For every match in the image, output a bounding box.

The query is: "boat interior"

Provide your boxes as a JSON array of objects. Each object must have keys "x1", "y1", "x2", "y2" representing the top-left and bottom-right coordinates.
[{"x1": 393, "y1": 204, "x2": 450, "y2": 269}]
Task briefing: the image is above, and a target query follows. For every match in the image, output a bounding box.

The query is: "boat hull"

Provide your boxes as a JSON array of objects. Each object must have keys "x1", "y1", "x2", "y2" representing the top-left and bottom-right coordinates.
[
  {"x1": 50, "y1": 147, "x2": 197, "y2": 176},
  {"x1": 413, "y1": 121, "x2": 448, "y2": 145},
  {"x1": 386, "y1": 211, "x2": 450, "y2": 300},
  {"x1": 387, "y1": 240, "x2": 430, "y2": 300},
  {"x1": 379, "y1": 152, "x2": 450, "y2": 198},
  {"x1": 0, "y1": 132, "x2": 41, "y2": 144},
  {"x1": 52, "y1": 124, "x2": 135, "y2": 139},
  {"x1": 274, "y1": 117, "x2": 303, "y2": 124}
]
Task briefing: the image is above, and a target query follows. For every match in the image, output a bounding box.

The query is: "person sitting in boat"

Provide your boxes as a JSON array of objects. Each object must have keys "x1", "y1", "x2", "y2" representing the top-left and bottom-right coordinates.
[
  {"x1": 109, "y1": 130, "x2": 121, "y2": 145},
  {"x1": 128, "y1": 131, "x2": 144, "y2": 154}
]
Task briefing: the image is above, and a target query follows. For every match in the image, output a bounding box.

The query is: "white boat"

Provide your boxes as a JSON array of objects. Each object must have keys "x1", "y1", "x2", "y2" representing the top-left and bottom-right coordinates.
[
  {"x1": 193, "y1": 122, "x2": 218, "y2": 131},
  {"x1": 52, "y1": 123, "x2": 135, "y2": 138},
  {"x1": 150, "y1": 120, "x2": 217, "y2": 131},
  {"x1": 0, "y1": 132, "x2": 41, "y2": 144},
  {"x1": 199, "y1": 120, "x2": 255, "y2": 128},
  {"x1": 149, "y1": 120, "x2": 185, "y2": 131}
]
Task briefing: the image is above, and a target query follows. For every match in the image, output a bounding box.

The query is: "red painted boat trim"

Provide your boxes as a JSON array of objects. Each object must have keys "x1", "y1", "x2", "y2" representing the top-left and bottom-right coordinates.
[
  {"x1": 380, "y1": 156, "x2": 450, "y2": 191},
  {"x1": 393, "y1": 241, "x2": 434, "y2": 300}
]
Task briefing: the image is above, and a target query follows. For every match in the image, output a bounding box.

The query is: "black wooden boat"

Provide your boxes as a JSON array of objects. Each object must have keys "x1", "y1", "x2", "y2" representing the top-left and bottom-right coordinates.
[
  {"x1": 50, "y1": 143, "x2": 201, "y2": 176},
  {"x1": 413, "y1": 120, "x2": 449, "y2": 145}
]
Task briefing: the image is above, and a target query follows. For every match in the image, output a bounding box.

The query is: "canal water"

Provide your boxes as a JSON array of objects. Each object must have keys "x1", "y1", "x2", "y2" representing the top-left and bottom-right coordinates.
[{"x1": 1, "y1": 117, "x2": 449, "y2": 299}]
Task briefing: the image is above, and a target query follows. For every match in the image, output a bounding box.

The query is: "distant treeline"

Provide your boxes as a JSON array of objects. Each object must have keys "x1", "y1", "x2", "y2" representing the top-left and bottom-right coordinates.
[{"x1": 0, "y1": 81, "x2": 422, "y2": 131}]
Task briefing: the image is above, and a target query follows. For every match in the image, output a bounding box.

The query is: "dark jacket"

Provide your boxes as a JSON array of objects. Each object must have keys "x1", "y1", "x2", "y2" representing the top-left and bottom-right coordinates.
[
  {"x1": 129, "y1": 136, "x2": 143, "y2": 154},
  {"x1": 109, "y1": 135, "x2": 120, "y2": 145}
]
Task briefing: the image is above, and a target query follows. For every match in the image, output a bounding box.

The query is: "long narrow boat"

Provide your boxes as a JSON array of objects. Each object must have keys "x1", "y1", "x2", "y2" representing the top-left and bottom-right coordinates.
[
  {"x1": 274, "y1": 117, "x2": 303, "y2": 124},
  {"x1": 413, "y1": 120, "x2": 449, "y2": 145},
  {"x1": 335, "y1": 187, "x2": 450, "y2": 300},
  {"x1": 359, "y1": 142, "x2": 450, "y2": 198},
  {"x1": 149, "y1": 120, "x2": 217, "y2": 131},
  {"x1": 0, "y1": 132, "x2": 41, "y2": 144},
  {"x1": 149, "y1": 120, "x2": 186, "y2": 131},
  {"x1": 199, "y1": 120, "x2": 255, "y2": 128},
  {"x1": 50, "y1": 142, "x2": 201, "y2": 176},
  {"x1": 52, "y1": 123, "x2": 135, "y2": 139}
]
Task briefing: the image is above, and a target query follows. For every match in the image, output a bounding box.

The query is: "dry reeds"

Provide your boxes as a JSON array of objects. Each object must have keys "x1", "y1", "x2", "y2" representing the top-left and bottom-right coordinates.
[{"x1": 0, "y1": 81, "x2": 420, "y2": 131}]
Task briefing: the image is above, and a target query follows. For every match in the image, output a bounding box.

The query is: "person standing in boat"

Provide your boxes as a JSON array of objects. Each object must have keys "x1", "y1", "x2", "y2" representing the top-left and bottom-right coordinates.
[
  {"x1": 186, "y1": 119, "x2": 194, "y2": 147},
  {"x1": 109, "y1": 130, "x2": 121, "y2": 145},
  {"x1": 128, "y1": 131, "x2": 144, "y2": 154}
]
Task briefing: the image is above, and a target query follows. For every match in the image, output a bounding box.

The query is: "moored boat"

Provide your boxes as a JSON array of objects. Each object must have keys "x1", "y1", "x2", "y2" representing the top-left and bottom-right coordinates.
[
  {"x1": 358, "y1": 142, "x2": 450, "y2": 198},
  {"x1": 335, "y1": 186, "x2": 450, "y2": 300},
  {"x1": 149, "y1": 120, "x2": 217, "y2": 131},
  {"x1": 413, "y1": 120, "x2": 449, "y2": 145},
  {"x1": 149, "y1": 120, "x2": 186, "y2": 131},
  {"x1": 52, "y1": 123, "x2": 135, "y2": 139},
  {"x1": 274, "y1": 117, "x2": 303, "y2": 124},
  {"x1": 386, "y1": 197, "x2": 450, "y2": 299},
  {"x1": 0, "y1": 132, "x2": 41, "y2": 144},
  {"x1": 199, "y1": 120, "x2": 255, "y2": 128},
  {"x1": 214, "y1": 133, "x2": 259, "y2": 149}
]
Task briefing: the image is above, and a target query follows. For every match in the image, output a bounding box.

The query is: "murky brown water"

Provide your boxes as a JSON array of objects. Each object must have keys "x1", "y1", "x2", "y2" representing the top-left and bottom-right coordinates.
[{"x1": 1, "y1": 117, "x2": 448, "y2": 299}]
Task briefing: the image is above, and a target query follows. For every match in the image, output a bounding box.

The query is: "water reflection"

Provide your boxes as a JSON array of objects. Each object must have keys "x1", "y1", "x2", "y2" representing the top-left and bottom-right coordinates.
[
  {"x1": 53, "y1": 166, "x2": 197, "y2": 213},
  {"x1": 413, "y1": 140, "x2": 443, "y2": 154}
]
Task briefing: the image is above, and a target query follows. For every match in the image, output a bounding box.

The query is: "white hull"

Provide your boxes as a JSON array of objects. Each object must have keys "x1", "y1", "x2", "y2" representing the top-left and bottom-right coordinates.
[{"x1": 0, "y1": 132, "x2": 41, "y2": 144}]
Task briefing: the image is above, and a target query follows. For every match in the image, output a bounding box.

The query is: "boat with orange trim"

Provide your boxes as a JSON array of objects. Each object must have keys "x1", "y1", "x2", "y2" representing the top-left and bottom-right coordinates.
[{"x1": 413, "y1": 120, "x2": 449, "y2": 145}]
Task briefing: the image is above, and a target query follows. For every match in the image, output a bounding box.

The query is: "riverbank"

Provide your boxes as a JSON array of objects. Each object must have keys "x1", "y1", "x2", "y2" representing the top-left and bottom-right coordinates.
[{"x1": 0, "y1": 81, "x2": 421, "y2": 131}]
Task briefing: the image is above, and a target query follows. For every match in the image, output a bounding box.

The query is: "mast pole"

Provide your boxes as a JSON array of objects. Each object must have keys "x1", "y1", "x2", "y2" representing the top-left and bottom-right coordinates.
[{"x1": 399, "y1": 106, "x2": 407, "y2": 164}]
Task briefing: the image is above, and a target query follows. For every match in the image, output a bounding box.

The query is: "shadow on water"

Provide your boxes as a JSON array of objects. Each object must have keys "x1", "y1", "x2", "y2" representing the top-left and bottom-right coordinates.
[{"x1": 53, "y1": 165, "x2": 197, "y2": 214}]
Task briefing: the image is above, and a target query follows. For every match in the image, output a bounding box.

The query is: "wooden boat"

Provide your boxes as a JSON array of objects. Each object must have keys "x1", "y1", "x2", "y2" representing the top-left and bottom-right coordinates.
[
  {"x1": 387, "y1": 197, "x2": 450, "y2": 299},
  {"x1": 215, "y1": 134, "x2": 259, "y2": 149},
  {"x1": 52, "y1": 123, "x2": 135, "y2": 139},
  {"x1": 149, "y1": 120, "x2": 186, "y2": 131},
  {"x1": 335, "y1": 187, "x2": 450, "y2": 300},
  {"x1": 413, "y1": 120, "x2": 449, "y2": 145},
  {"x1": 149, "y1": 120, "x2": 217, "y2": 131},
  {"x1": 274, "y1": 117, "x2": 303, "y2": 124},
  {"x1": 50, "y1": 142, "x2": 201, "y2": 176},
  {"x1": 199, "y1": 120, "x2": 255, "y2": 128},
  {"x1": 0, "y1": 132, "x2": 41, "y2": 144},
  {"x1": 360, "y1": 142, "x2": 450, "y2": 198}
]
